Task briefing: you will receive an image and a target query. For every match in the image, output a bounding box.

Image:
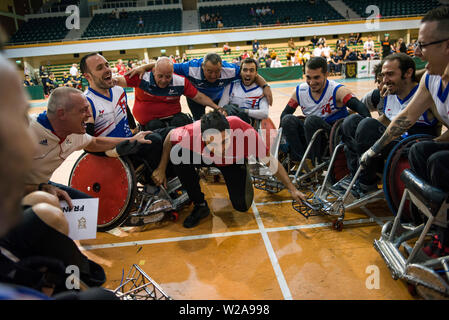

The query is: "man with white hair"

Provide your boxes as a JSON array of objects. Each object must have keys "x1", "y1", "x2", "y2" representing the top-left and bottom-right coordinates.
[{"x1": 114, "y1": 56, "x2": 221, "y2": 130}]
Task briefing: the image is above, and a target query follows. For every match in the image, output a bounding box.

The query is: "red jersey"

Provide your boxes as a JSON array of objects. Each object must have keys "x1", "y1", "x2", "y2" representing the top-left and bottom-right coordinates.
[
  {"x1": 170, "y1": 116, "x2": 269, "y2": 166},
  {"x1": 125, "y1": 71, "x2": 198, "y2": 125}
]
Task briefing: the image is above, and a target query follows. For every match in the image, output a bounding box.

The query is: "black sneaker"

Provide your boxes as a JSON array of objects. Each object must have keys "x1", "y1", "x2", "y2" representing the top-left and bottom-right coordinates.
[
  {"x1": 351, "y1": 181, "x2": 378, "y2": 199},
  {"x1": 183, "y1": 203, "x2": 210, "y2": 228}
]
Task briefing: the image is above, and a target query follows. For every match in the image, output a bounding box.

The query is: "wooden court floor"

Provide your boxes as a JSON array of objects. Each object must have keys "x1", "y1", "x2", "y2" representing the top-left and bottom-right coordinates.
[{"x1": 30, "y1": 77, "x2": 416, "y2": 300}]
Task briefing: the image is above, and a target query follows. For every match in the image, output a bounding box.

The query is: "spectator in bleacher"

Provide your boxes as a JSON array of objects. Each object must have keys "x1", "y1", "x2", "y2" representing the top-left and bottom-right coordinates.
[
  {"x1": 120, "y1": 8, "x2": 127, "y2": 19},
  {"x1": 39, "y1": 66, "x2": 49, "y2": 96},
  {"x1": 329, "y1": 51, "x2": 342, "y2": 75},
  {"x1": 275, "y1": 19, "x2": 281, "y2": 26},
  {"x1": 223, "y1": 43, "x2": 231, "y2": 55},
  {"x1": 270, "y1": 49, "x2": 277, "y2": 60},
  {"x1": 69, "y1": 63, "x2": 78, "y2": 77},
  {"x1": 348, "y1": 33, "x2": 357, "y2": 46},
  {"x1": 109, "y1": 10, "x2": 116, "y2": 20},
  {"x1": 252, "y1": 39, "x2": 259, "y2": 55},
  {"x1": 355, "y1": 33, "x2": 363, "y2": 44},
  {"x1": 46, "y1": 73, "x2": 59, "y2": 94},
  {"x1": 61, "y1": 72, "x2": 71, "y2": 87},
  {"x1": 71, "y1": 72, "x2": 82, "y2": 90},
  {"x1": 270, "y1": 56, "x2": 282, "y2": 68},
  {"x1": 288, "y1": 38, "x2": 295, "y2": 51},
  {"x1": 265, "y1": 55, "x2": 272, "y2": 68},
  {"x1": 23, "y1": 75, "x2": 32, "y2": 87},
  {"x1": 338, "y1": 41, "x2": 348, "y2": 58},
  {"x1": 217, "y1": 20, "x2": 223, "y2": 28},
  {"x1": 250, "y1": 7, "x2": 255, "y2": 16},
  {"x1": 262, "y1": 45, "x2": 269, "y2": 57},
  {"x1": 322, "y1": 44, "x2": 332, "y2": 61},
  {"x1": 310, "y1": 36, "x2": 319, "y2": 48},
  {"x1": 336, "y1": 36, "x2": 345, "y2": 49},
  {"x1": 344, "y1": 47, "x2": 358, "y2": 61},
  {"x1": 258, "y1": 54, "x2": 266, "y2": 68},
  {"x1": 397, "y1": 38, "x2": 407, "y2": 54},
  {"x1": 364, "y1": 35, "x2": 375, "y2": 53},
  {"x1": 312, "y1": 44, "x2": 323, "y2": 57},
  {"x1": 381, "y1": 35, "x2": 394, "y2": 58},
  {"x1": 317, "y1": 37, "x2": 326, "y2": 47},
  {"x1": 406, "y1": 43, "x2": 415, "y2": 57},
  {"x1": 138, "y1": 16, "x2": 144, "y2": 28},
  {"x1": 116, "y1": 59, "x2": 125, "y2": 76},
  {"x1": 241, "y1": 50, "x2": 250, "y2": 61}
]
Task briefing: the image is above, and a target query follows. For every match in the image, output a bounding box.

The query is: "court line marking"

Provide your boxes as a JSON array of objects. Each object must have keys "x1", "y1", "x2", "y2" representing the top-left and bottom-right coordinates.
[
  {"x1": 251, "y1": 203, "x2": 292, "y2": 300},
  {"x1": 79, "y1": 211, "x2": 391, "y2": 251}
]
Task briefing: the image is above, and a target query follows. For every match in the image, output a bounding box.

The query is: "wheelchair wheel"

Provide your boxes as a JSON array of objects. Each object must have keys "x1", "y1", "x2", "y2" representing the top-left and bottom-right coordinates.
[
  {"x1": 328, "y1": 118, "x2": 349, "y2": 184},
  {"x1": 383, "y1": 134, "x2": 434, "y2": 218},
  {"x1": 69, "y1": 153, "x2": 137, "y2": 232}
]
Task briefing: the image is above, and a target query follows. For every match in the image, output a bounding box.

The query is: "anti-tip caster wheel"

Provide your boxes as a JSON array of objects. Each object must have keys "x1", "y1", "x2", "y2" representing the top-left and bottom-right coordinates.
[
  {"x1": 332, "y1": 219, "x2": 344, "y2": 231},
  {"x1": 170, "y1": 211, "x2": 179, "y2": 222},
  {"x1": 407, "y1": 283, "x2": 418, "y2": 297}
]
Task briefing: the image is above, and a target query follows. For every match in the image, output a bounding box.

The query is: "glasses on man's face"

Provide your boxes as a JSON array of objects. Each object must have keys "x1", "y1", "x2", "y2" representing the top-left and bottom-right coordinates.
[{"x1": 414, "y1": 38, "x2": 449, "y2": 51}]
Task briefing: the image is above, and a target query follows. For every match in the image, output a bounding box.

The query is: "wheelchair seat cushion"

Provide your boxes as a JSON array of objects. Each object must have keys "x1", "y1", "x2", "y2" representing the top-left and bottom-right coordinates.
[{"x1": 400, "y1": 169, "x2": 448, "y2": 216}]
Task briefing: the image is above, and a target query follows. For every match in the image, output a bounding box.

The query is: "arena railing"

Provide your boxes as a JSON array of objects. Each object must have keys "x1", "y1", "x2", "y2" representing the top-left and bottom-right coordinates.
[{"x1": 6, "y1": 14, "x2": 423, "y2": 46}]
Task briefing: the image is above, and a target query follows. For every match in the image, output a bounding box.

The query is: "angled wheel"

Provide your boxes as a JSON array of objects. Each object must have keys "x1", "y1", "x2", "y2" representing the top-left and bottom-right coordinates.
[{"x1": 69, "y1": 153, "x2": 137, "y2": 231}]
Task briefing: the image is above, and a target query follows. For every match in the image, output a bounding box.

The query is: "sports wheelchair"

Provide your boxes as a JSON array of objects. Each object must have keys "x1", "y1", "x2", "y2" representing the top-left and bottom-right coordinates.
[
  {"x1": 69, "y1": 152, "x2": 190, "y2": 232},
  {"x1": 251, "y1": 117, "x2": 346, "y2": 193},
  {"x1": 292, "y1": 134, "x2": 434, "y2": 231},
  {"x1": 374, "y1": 168, "x2": 449, "y2": 299}
]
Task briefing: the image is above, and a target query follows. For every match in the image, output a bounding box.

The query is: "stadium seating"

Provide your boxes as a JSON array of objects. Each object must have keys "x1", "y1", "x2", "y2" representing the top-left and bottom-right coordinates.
[
  {"x1": 49, "y1": 0, "x2": 79, "y2": 13},
  {"x1": 9, "y1": 16, "x2": 70, "y2": 44},
  {"x1": 185, "y1": 40, "x2": 382, "y2": 66},
  {"x1": 342, "y1": 0, "x2": 440, "y2": 18},
  {"x1": 82, "y1": 8, "x2": 182, "y2": 38},
  {"x1": 199, "y1": 0, "x2": 344, "y2": 29}
]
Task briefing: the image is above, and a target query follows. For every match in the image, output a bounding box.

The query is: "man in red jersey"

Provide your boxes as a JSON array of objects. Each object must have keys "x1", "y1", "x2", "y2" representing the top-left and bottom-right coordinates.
[{"x1": 151, "y1": 110, "x2": 306, "y2": 228}]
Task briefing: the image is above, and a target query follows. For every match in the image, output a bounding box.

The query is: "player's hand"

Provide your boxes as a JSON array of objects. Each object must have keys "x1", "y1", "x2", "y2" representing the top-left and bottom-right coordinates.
[
  {"x1": 263, "y1": 85, "x2": 273, "y2": 106},
  {"x1": 151, "y1": 167, "x2": 167, "y2": 188},
  {"x1": 217, "y1": 107, "x2": 228, "y2": 116},
  {"x1": 380, "y1": 84, "x2": 390, "y2": 98},
  {"x1": 359, "y1": 147, "x2": 377, "y2": 168},
  {"x1": 130, "y1": 130, "x2": 153, "y2": 144},
  {"x1": 125, "y1": 64, "x2": 151, "y2": 79},
  {"x1": 40, "y1": 184, "x2": 73, "y2": 210},
  {"x1": 289, "y1": 188, "x2": 306, "y2": 203}
]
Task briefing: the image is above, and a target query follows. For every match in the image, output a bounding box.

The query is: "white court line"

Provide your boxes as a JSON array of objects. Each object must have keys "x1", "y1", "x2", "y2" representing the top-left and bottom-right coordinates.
[
  {"x1": 79, "y1": 212, "x2": 390, "y2": 251},
  {"x1": 255, "y1": 200, "x2": 293, "y2": 206},
  {"x1": 251, "y1": 203, "x2": 293, "y2": 300},
  {"x1": 79, "y1": 229, "x2": 261, "y2": 251}
]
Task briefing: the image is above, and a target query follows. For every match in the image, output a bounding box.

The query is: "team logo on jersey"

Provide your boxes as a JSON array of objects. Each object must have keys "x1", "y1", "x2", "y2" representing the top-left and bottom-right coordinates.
[
  {"x1": 98, "y1": 109, "x2": 105, "y2": 117},
  {"x1": 39, "y1": 139, "x2": 48, "y2": 146},
  {"x1": 168, "y1": 89, "x2": 176, "y2": 95}
]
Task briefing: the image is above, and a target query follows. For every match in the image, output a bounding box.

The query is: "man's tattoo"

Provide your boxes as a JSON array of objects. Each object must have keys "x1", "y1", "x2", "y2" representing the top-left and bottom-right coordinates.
[
  {"x1": 371, "y1": 116, "x2": 412, "y2": 154},
  {"x1": 389, "y1": 116, "x2": 413, "y2": 137}
]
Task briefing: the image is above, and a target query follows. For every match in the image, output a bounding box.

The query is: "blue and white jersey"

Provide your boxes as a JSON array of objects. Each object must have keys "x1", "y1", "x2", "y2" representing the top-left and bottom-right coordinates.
[
  {"x1": 173, "y1": 58, "x2": 240, "y2": 101},
  {"x1": 425, "y1": 73, "x2": 449, "y2": 127},
  {"x1": 84, "y1": 86, "x2": 133, "y2": 138},
  {"x1": 384, "y1": 84, "x2": 436, "y2": 126},
  {"x1": 296, "y1": 79, "x2": 347, "y2": 124},
  {"x1": 219, "y1": 79, "x2": 269, "y2": 120}
]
